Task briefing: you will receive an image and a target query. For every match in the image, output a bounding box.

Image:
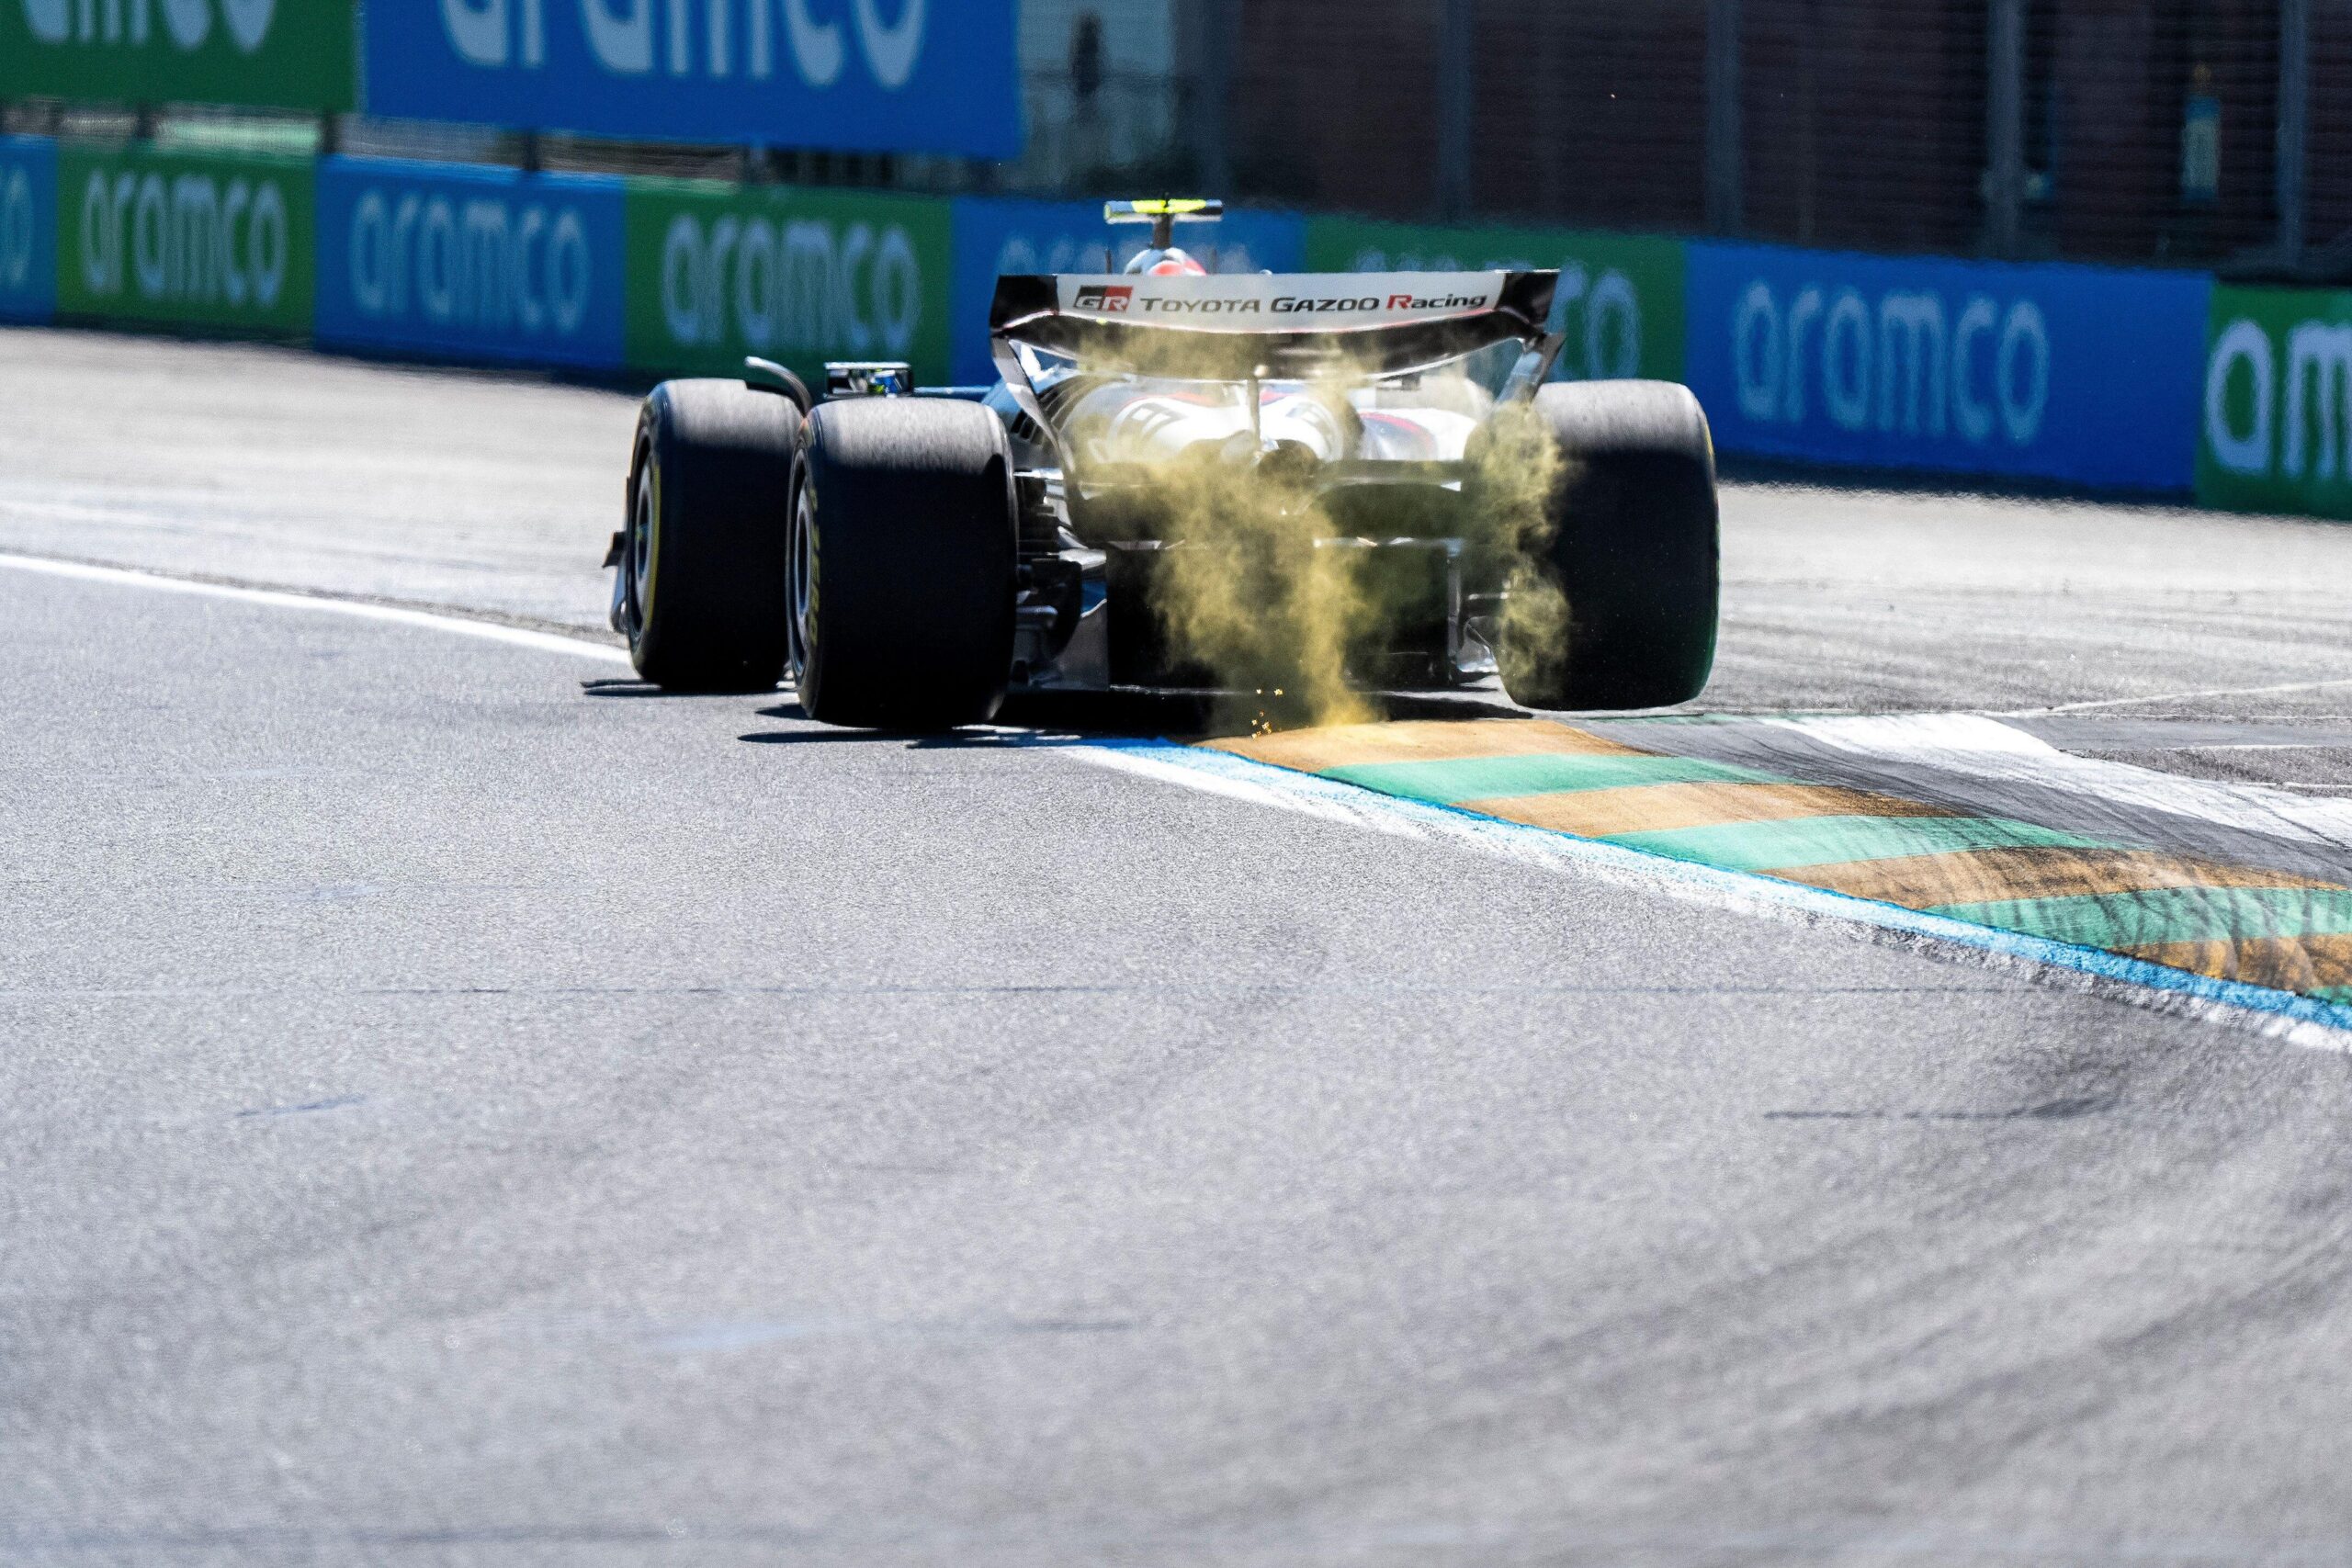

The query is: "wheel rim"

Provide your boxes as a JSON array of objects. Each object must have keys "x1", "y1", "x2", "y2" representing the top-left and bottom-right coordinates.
[
  {"x1": 627, "y1": 454, "x2": 659, "y2": 644},
  {"x1": 788, "y1": 474, "x2": 817, "y2": 684}
]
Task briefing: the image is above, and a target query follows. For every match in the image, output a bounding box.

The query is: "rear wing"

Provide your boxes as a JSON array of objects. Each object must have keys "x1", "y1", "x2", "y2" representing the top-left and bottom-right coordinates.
[{"x1": 989, "y1": 271, "x2": 1559, "y2": 382}]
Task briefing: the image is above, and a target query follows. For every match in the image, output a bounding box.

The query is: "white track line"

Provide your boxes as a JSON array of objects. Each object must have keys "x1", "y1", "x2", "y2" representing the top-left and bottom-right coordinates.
[
  {"x1": 0, "y1": 552, "x2": 633, "y2": 664},
  {"x1": 1997, "y1": 675, "x2": 2352, "y2": 716}
]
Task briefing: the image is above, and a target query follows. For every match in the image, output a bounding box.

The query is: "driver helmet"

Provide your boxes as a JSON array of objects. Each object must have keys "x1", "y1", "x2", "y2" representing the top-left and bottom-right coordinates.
[{"x1": 1125, "y1": 245, "x2": 1209, "y2": 277}]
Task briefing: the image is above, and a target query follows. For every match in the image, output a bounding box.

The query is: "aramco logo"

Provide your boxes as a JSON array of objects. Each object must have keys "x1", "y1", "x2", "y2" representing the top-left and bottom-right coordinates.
[
  {"x1": 349, "y1": 188, "x2": 595, "y2": 338},
  {"x1": 1732, "y1": 281, "x2": 2050, "y2": 446},
  {"x1": 660, "y1": 209, "x2": 922, "y2": 356},
  {"x1": 2204, "y1": 317, "x2": 2352, "y2": 483},
  {"x1": 24, "y1": 0, "x2": 276, "y2": 51},
  {"x1": 79, "y1": 166, "x2": 288, "y2": 310},
  {"x1": 438, "y1": 0, "x2": 928, "y2": 87}
]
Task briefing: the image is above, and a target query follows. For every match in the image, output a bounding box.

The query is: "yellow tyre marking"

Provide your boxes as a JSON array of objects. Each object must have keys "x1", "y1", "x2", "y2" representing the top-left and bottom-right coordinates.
[{"x1": 642, "y1": 454, "x2": 662, "y2": 627}]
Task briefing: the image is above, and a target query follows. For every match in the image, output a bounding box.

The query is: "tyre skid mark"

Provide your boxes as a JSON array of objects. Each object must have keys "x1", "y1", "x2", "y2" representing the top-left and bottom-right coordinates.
[{"x1": 1143, "y1": 722, "x2": 2352, "y2": 1048}]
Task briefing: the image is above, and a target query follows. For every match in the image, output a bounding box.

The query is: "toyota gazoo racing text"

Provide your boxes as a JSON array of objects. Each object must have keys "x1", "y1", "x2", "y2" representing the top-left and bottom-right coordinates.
[{"x1": 606, "y1": 200, "x2": 1720, "y2": 729}]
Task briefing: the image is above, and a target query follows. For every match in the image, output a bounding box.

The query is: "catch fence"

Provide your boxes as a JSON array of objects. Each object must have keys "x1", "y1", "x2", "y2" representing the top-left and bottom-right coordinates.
[{"x1": 6, "y1": 3, "x2": 2344, "y2": 276}]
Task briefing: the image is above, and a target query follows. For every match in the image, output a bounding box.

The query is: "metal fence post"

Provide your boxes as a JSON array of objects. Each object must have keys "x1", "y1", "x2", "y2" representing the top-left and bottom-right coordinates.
[
  {"x1": 1985, "y1": 0, "x2": 2026, "y2": 257},
  {"x1": 2278, "y1": 0, "x2": 2311, "y2": 265},
  {"x1": 1706, "y1": 0, "x2": 1743, "y2": 234},
  {"x1": 1436, "y1": 0, "x2": 1475, "y2": 220},
  {"x1": 1184, "y1": 0, "x2": 1234, "y2": 195}
]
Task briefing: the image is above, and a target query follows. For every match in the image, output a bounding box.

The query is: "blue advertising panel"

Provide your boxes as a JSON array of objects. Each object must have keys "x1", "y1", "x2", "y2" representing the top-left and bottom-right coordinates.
[
  {"x1": 316, "y1": 157, "x2": 626, "y2": 370},
  {"x1": 0, "y1": 137, "x2": 58, "y2": 325},
  {"x1": 1685, "y1": 243, "x2": 2211, "y2": 491},
  {"x1": 365, "y1": 1, "x2": 1020, "y2": 159},
  {"x1": 947, "y1": 197, "x2": 1308, "y2": 384}
]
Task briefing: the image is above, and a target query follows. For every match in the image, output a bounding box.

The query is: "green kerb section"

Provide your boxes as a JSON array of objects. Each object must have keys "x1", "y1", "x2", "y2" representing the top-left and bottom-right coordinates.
[
  {"x1": 1604, "y1": 815, "x2": 2109, "y2": 874},
  {"x1": 2315, "y1": 988, "x2": 2352, "y2": 1008},
  {"x1": 1320, "y1": 753, "x2": 1775, "y2": 805},
  {"x1": 1928, "y1": 887, "x2": 2352, "y2": 950}
]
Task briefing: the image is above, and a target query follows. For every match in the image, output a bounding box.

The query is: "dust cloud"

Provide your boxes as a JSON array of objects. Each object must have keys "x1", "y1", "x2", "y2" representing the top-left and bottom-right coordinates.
[
  {"x1": 1148, "y1": 446, "x2": 1378, "y2": 735},
  {"x1": 1132, "y1": 389, "x2": 1566, "y2": 737}
]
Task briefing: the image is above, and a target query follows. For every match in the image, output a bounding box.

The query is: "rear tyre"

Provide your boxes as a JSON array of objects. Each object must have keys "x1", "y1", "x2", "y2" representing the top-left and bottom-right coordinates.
[
  {"x1": 616, "y1": 379, "x2": 798, "y2": 692},
  {"x1": 789, "y1": 399, "x2": 1017, "y2": 730},
  {"x1": 1500, "y1": 380, "x2": 1720, "y2": 712}
]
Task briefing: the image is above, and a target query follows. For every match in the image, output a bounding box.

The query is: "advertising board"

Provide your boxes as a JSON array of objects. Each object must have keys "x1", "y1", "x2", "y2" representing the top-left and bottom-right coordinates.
[
  {"x1": 1686, "y1": 243, "x2": 2210, "y2": 491},
  {"x1": 2197, "y1": 285, "x2": 2352, "y2": 518},
  {"x1": 367, "y1": 1, "x2": 1019, "y2": 158},
  {"x1": 0, "y1": 137, "x2": 58, "y2": 325},
  {"x1": 625, "y1": 177, "x2": 953, "y2": 385},
  {"x1": 318, "y1": 157, "x2": 626, "y2": 369},
  {"x1": 56, "y1": 143, "x2": 314, "y2": 333},
  {"x1": 0, "y1": 0, "x2": 354, "y2": 111}
]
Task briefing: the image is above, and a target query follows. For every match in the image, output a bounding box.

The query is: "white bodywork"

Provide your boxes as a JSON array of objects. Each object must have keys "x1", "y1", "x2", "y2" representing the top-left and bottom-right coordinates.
[{"x1": 1057, "y1": 381, "x2": 1488, "y2": 469}]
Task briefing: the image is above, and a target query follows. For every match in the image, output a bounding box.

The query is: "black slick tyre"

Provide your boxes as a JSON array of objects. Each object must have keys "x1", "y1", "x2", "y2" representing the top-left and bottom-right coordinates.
[
  {"x1": 1502, "y1": 379, "x2": 1721, "y2": 711},
  {"x1": 789, "y1": 398, "x2": 1017, "y2": 731},
  {"x1": 616, "y1": 379, "x2": 799, "y2": 692}
]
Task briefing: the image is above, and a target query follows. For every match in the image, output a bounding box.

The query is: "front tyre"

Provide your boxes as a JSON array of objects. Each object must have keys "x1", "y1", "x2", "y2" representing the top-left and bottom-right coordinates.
[
  {"x1": 616, "y1": 379, "x2": 798, "y2": 692},
  {"x1": 790, "y1": 399, "x2": 1017, "y2": 731},
  {"x1": 1501, "y1": 380, "x2": 1721, "y2": 712}
]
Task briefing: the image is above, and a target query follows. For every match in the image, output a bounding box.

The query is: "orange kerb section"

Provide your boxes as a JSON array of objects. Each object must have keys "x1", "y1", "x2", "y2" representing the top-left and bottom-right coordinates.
[
  {"x1": 1787, "y1": 847, "x2": 2329, "y2": 908},
  {"x1": 1461, "y1": 781, "x2": 1955, "y2": 839},
  {"x1": 1206, "y1": 719, "x2": 1642, "y2": 773},
  {"x1": 2120, "y1": 934, "x2": 2352, "y2": 994}
]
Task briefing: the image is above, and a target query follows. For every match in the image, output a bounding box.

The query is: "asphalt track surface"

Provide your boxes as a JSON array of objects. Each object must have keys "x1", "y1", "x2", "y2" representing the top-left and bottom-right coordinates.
[{"x1": 6, "y1": 325, "x2": 2352, "y2": 1564}]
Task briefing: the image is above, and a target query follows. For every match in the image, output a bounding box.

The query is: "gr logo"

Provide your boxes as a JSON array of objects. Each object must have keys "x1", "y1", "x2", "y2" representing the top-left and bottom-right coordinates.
[
  {"x1": 440, "y1": 0, "x2": 927, "y2": 88},
  {"x1": 24, "y1": 0, "x2": 276, "y2": 51},
  {"x1": 78, "y1": 167, "x2": 288, "y2": 309},
  {"x1": 1, "y1": 169, "x2": 33, "y2": 293},
  {"x1": 661, "y1": 209, "x2": 921, "y2": 356},
  {"x1": 1733, "y1": 281, "x2": 2051, "y2": 446}
]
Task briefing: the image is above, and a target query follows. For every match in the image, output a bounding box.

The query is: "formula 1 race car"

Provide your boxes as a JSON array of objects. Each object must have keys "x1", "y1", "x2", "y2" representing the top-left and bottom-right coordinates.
[{"x1": 607, "y1": 201, "x2": 1718, "y2": 729}]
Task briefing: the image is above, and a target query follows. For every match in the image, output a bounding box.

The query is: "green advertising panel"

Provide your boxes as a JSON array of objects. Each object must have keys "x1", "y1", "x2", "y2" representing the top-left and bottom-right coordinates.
[
  {"x1": 625, "y1": 178, "x2": 955, "y2": 387},
  {"x1": 57, "y1": 142, "x2": 314, "y2": 333},
  {"x1": 2199, "y1": 284, "x2": 2352, "y2": 519},
  {"x1": 0, "y1": 1, "x2": 354, "y2": 112},
  {"x1": 1306, "y1": 217, "x2": 1687, "y2": 385}
]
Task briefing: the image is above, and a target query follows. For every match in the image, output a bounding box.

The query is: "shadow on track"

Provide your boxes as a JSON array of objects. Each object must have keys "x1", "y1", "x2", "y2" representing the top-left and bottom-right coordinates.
[{"x1": 723, "y1": 687, "x2": 1532, "y2": 748}]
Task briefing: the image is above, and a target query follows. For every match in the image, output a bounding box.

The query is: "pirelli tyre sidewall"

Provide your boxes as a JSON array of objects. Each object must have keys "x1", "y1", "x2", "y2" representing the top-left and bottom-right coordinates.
[
  {"x1": 1503, "y1": 379, "x2": 1722, "y2": 712},
  {"x1": 622, "y1": 379, "x2": 799, "y2": 692},
  {"x1": 791, "y1": 399, "x2": 1018, "y2": 731}
]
